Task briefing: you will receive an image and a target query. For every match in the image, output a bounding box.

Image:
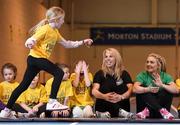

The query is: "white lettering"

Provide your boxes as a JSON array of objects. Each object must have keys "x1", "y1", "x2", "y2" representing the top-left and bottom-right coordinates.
[
  {"x1": 108, "y1": 33, "x2": 139, "y2": 40},
  {"x1": 141, "y1": 33, "x2": 172, "y2": 40}
]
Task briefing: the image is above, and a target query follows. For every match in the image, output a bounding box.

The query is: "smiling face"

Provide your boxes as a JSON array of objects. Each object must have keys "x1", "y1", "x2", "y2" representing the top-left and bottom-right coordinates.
[
  {"x1": 3, "y1": 68, "x2": 15, "y2": 83},
  {"x1": 146, "y1": 56, "x2": 159, "y2": 73},
  {"x1": 103, "y1": 50, "x2": 116, "y2": 69}
]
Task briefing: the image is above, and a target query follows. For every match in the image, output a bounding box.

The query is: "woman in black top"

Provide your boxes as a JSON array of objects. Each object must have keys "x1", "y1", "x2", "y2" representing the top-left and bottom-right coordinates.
[{"x1": 92, "y1": 48, "x2": 133, "y2": 118}]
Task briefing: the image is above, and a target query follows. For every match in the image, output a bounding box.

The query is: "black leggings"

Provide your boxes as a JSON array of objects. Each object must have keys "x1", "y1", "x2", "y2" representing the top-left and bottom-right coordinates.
[
  {"x1": 136, "y1": 89, "x2": 173, "y2": 118},
  {"x1": 13, "y1": 103, "x2": 46, "y2": 116},
  {"x1": 6, "y1": 56, "x2": 64, "y2": 109}
]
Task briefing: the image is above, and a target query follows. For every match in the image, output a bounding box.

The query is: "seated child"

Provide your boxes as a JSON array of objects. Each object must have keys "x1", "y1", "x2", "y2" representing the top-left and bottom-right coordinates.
[
  {"x1": 45, "y1": 63, "x2": 73, "y2": 118},
  {"x1": 70, "y1": 60, "x2": 94, "y2": 118},
  {"x1": 0, "y1": 63, "x2": 22, "y2": 117},
  {"x1": 18, "y1": 74, "x2": 47, "y2": 118}
]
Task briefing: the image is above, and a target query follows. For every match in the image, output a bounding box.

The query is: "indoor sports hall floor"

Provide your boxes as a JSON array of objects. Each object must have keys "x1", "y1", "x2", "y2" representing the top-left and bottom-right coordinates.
[{"x1": 0, "y1": 96, "x2": 179, "y2": 125}]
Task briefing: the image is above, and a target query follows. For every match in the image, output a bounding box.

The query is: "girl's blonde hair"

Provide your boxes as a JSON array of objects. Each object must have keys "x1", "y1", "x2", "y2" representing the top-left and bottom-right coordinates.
[
  {"x1": 29, "y1": 6, "x2": 65, "y2": 36},
  {"x1": 147, "y1": 53, "x2": 166, "y2": 72},
  {"x1": 102, "y1": 48, "x2": 124, "y2": 80}
]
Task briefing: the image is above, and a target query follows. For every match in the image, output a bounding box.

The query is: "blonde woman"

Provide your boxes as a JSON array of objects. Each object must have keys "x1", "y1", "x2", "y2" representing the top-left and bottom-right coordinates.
[
  {"x1": 134, "y1": 53, "x2": 179, "y2": 120},
  {"x1": 0, "y1": 6, "x2": 93, "y2": 118},
  {"x1": 92, "y1": 48, "x2": 134, "y2": 118}
]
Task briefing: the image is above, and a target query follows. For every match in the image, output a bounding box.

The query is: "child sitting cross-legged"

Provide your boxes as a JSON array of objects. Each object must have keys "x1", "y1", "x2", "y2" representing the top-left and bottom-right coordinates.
[
  {"x1": 45, "y1": 63, "x2": 73, "y2": 118},
  {"x1": 18, "y1": 74, "x2": 47, "y2": 118}
]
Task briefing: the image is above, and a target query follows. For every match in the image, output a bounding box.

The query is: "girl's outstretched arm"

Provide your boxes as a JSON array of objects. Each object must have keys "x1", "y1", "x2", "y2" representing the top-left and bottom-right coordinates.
[{"x1": 59, "y1": 37, "x2": 93, "y2": 48}]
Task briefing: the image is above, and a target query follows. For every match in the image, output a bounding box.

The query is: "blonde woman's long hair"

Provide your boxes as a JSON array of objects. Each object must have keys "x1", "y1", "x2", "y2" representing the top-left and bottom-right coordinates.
[
  {"x1": 29, "y1": 6, "x2": 65, "y2": 36},
  {"x1": 147, "y1": 53, "x2": 166, "y2": 72},
  {"x1": 102, "y1": 48, "x2": 124, "y2": 80}
]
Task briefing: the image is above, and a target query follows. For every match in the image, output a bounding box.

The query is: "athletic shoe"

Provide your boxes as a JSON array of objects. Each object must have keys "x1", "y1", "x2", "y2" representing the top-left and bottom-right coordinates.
[
  {"x1": 96, "y1": 111, "x2": 111, "y2": 118},
  {"x1": 119, "y1": 108, "x2": 136, "y2": 119},
  {"x1": 0, "y1": 109, "x2": 16, "y2": 119},
  {"x1": 159, "y1": 108, "x2": 174, "y2": 120},
  {"x1": 46, "y1": 100, "x2": 68, "y2": 110},
  {"x1": 136, "y1": 107, "x2": 150, "y2": 119}
]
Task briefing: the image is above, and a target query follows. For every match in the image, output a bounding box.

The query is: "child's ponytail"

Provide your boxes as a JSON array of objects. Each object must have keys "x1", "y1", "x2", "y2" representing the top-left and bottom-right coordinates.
[{"x1": 28, "y1": 19, "x2": 48, "y2": 36}]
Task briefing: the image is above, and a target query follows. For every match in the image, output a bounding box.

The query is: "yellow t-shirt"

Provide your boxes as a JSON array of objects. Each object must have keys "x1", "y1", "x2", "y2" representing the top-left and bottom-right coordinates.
[
  {"x1": 45, "y1": 78, "x2": 73, "y2": 105},
  {"x1": 18, "y1": 84, "x2": 47, "y2": 108},
  {"x1": 0, "y1": 81, "x2": 20, "y2": 104},
  {"x1": 69, "y1": 73, "x2": 94, "y2": 107},
  {"x1": 0, "y1": 85, "x2": 2, "y2": 100},
  {"x1": 29, "y1": 24, "x2": 63, "y2": 58},
  {"x1": 176, "y1": 79, "x2": 180, "y2": 89}
]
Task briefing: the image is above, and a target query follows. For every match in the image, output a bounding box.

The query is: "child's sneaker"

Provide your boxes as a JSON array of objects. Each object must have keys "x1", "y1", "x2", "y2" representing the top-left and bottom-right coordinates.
[
  {"x1": 46, "y1": 100, "x2": 68, "y2": 110},
  {"x1": 159, "y1": 108, "x2": 174, "y2": 120},
  {"x1": 136, "y1": 107, "x2": 150, "y2": 119},
  {"x1": 96, "y1": 111, "x2": 111, "y2": 118},
  {"x1": 0, "y1": 109, "x2": 16, "y2": 119},
  {"x1": 119, "y1": 108, "x2": 136, "y2": 119}
]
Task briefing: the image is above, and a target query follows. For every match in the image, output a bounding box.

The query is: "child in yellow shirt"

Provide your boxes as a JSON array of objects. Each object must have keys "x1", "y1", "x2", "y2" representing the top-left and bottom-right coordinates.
[
  {"x1": 70, "y1": 60, "x2": 94, "y2": 118},
  {"x1": 18, "y1": 74, "x2": 47, "y2": 118},
  {"x1": 0, "y1": 63, "x2": 22, "y2": 117},
  {"x1": 45, "y1": 63, "x2": 73, "y2": 118}
]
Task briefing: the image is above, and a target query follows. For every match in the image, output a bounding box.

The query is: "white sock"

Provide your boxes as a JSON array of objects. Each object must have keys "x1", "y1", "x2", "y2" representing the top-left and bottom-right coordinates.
[
  {"x1": 83, "y1": 105, "x2": 94, "y2": 117},
  {"x1": 73, "y1": 106, "x2": 83, "y2": 118}
]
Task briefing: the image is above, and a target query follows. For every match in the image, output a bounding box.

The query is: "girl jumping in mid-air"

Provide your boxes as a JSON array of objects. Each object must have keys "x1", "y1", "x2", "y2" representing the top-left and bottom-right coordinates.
[{"x1": 0, "y1": 6, "x2": 93, "y2": 118}]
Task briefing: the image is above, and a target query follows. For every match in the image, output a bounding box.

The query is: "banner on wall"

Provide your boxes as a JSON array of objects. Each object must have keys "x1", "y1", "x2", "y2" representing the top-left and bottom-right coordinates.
[{"x1": 90, "y1": 27, "x2": 178, "y2": 45}]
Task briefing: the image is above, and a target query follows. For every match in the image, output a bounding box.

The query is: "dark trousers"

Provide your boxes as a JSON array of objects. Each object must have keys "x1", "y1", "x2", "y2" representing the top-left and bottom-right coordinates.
[
  {"x1": 136, "y1": 89, "x2": 173, "y2": 118},
  {"x1": 6, "y1": 56, "x2": 64, "y2": 109},
  {"x1": 95, "y1": 99, "x2": 130, "y2": 118},
  {"x1": 13, "y1": 103, "x2": 47, "y2": 116},
  {"x1": 12, "y1": 103, "x2": 27, "y2": 113}
]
